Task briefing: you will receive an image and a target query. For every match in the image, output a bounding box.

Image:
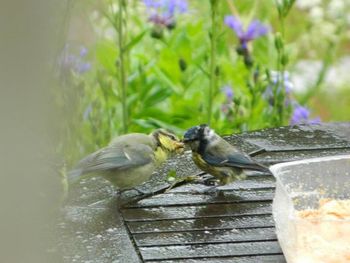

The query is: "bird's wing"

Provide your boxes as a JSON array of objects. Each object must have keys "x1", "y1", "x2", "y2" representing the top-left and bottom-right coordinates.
[
  {"x1": 202, "y1": 151, "x2": 252, "y2": 168},
  {"x1": 202, "y1": 145, "x2": 269, "y2": 172},
  {"x1": 76, "y1": 143, "x2": 154, "y2": 174}
]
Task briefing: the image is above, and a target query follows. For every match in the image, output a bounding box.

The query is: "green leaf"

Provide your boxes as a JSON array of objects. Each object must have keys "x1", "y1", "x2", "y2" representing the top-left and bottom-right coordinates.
[
  {"x1": 123, "y1": 30, "x2": 147, "y2": 52},
  {"x1": 144, "y1": 86, "x2": 172, "y2": 107},
  {"x1": 152, "y1": 66, "x2": 181, "y2": 94}
]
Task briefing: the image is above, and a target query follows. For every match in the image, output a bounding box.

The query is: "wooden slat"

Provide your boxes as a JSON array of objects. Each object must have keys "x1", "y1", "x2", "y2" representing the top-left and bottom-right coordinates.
[
  {"x1": 127, "y1": 214, "x2": 274, "y2": 234},
  {"x1": 125, "y1": 188, "x2": 275, "y2": 208},
  {"x1": 241, "y1": 125, "x2": 350, "y2": 151},
  {"x1": 123, "y1": 202, "x2": 272, "y2": 221},
  {"x1": 145, "y1": 254, "x2": 286, "y2": 263},
  {"x1": 140, "y1": 241, "x2": 282, "y2": 261},
  {"x1": 134, "y1": 227, "x2": 277, "y2": 247},
  {"x1": 168, "y1": 175, "x2": 276, "y2": 193}
]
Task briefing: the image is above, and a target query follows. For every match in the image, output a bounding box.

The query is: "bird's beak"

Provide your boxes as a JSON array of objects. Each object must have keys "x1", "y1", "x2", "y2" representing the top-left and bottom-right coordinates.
[
  {"x1": 172, "y1": 141, "x2": 184, "y2": 154},
  {"x1": 174, "y1": 141, "x2": 184, "y2": 149},
  {"x1": 183, "y1": 127, "x2": 198, "y2": 143},
  {"x1": 182, "y1": 138, "x2": 191, "y2": 143}
]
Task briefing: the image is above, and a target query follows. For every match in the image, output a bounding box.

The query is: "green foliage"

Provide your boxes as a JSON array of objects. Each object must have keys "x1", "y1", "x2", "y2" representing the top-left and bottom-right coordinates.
[{"x1": 55, "y1": 0, "x2": 350, "y2": 165}]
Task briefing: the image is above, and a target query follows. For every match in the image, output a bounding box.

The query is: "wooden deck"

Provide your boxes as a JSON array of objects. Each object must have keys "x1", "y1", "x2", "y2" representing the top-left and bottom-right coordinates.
[{"x1": 60, "y1": 123, "x2": 350, "y2": 262}]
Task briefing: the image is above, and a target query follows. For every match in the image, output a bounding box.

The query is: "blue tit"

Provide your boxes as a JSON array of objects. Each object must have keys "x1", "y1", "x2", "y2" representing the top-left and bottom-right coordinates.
[
  {"x1": 68, "y1": 129, "x2": 184, "y2": 190},
  {"x1": 183, "y1": 124, "x2": 271, "y2": 186}
]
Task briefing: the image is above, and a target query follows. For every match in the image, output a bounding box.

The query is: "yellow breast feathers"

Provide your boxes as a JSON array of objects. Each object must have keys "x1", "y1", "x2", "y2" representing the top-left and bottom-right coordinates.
[{"x1": 154, "y1": 147, "x2": 168, "y2": 165}]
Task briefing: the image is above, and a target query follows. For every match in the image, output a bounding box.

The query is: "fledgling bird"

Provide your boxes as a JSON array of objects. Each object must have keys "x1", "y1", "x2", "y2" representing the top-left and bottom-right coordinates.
[
  {"x1": 68, "y1": 129, "x2": 184, "y2": 190},
  {"x1": 183, "y1": 124, "x2": 271, "y2": 187}
]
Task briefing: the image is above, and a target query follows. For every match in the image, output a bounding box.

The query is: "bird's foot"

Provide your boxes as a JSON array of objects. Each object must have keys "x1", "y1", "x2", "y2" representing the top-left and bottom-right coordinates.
[
  {"x1": 203, "y1": 177, "x2": 218, "y2": 186},
  {"x1": 191, "y1": 174, "x2": 218, "y2": 186},
  {"x1": 165, "y1": 175, "x2": 201, "y2": 192}
]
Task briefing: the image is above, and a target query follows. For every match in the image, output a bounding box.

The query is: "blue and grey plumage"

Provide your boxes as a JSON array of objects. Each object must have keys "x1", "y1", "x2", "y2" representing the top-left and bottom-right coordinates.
[
  {"x1": 183, "y1": 124, "x2": 271, "y2": 185},
  {"x1": 68, "y1": 129, "x2": 184, "y2": 190}
]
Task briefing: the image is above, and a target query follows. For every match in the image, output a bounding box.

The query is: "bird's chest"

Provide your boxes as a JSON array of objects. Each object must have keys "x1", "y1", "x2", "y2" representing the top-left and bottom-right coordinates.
[
  {"x1": 154, "y1": 147, "x2": 168, "y2": 165},
  {"x1": 192, "y1": 152, "x2": 207, "y2": 170},
  {"x1": 192, "y1": 152, "x2": 221, "y2": 176}
]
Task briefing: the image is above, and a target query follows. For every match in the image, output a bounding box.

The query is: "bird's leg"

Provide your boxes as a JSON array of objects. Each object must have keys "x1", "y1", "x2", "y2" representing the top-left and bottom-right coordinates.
[
  {"x1": 165, "y1": 173, "x2": 219, "y2": 194},
  {"x1": 165, "y1": 173, "x2": 205, "y2": 192},
  {"x1": 195, "y1": 174, "x2": 218, "y2": 186},
  {"x1": 176, "y1": 172, "x2": 218, "y2": 185},
  {"x1": 192, "y1": 175, "x2": 226, "y2": 195}
]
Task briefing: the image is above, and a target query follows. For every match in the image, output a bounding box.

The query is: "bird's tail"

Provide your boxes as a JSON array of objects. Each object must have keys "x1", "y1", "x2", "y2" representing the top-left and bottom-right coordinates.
[{"x1": 248, "y1": 163, "x2": 272, "y2": 174}]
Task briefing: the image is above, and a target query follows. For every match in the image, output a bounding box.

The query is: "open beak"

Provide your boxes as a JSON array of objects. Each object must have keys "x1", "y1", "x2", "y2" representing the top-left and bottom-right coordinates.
[
  {"x1": 174, "y1": 141, "x2": 185, "y2": 153},
  {"x1": 175, "y1": 141, "x2": 184, "y2": 149}
]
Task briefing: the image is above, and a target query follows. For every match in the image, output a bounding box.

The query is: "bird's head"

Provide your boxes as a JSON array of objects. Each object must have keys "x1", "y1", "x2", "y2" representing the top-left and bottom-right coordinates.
[
  {"x1": 183, "y1": 124, "x2": 217, "y2": 151},
  {"x1": 151, "y1": 129, "x2": 184, "y2": 154}
]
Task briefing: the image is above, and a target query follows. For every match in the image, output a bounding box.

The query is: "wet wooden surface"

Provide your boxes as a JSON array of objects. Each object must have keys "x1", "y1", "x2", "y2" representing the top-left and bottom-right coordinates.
[
  {"x1": 121, "y1": 175, "x2": 281, "y2": 262},
  {"x1": 61, "y1": 123, "x2": 350, "y2": 262}
]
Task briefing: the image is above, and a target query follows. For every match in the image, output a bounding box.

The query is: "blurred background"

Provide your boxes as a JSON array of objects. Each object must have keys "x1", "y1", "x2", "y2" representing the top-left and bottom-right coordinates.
[
  {"x1": 56, "y1": 0, "x2": 350, "y2": 169},
  {"x1": 1, "y1": 1, "x2": 349, "y2": 262}
]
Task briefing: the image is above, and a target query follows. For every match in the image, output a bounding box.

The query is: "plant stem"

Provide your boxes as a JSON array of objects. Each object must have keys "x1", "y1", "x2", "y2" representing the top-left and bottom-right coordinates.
[
  {"x1": 225, "y1": 0, "x2": 239, "y2": 16},
  {"x1": 273, "y1": 0, "x2": 296, "y2": 125},
  {"x1": 279, "y1": 18, "x2": 285, "y2": 124},
  {"x1": 208, "y1": 0, "x2": 219, "y2": 125},
  {"x1": 117, "y1": 0, "x2": 128, "y2": 133},
  {"x1": 274, "y1": 5, "x2": 287, "y2": 125}
]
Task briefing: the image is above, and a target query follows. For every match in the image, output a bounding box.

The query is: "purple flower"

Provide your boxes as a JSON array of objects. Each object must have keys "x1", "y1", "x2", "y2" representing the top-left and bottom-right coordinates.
[
  {"x1": 57, "y1": 45, "x2": 91, "y2": 75},
  {"x1": 221, "y1": 85, "x2": 234, "y2": 101},
  {"x1": 290, "y1": 105, "x2": 321, "y2": 125},
  {"x1": 167, "y1": 0, "x2": 187, "y2": 15},
  {"x1": 143, "y1": 0, "x2": 161, "y2": 8},
  {"x1": 79, "y1": 46, "x2": 88, "y2": 57},
  {"x1": 143, "y1": 0, "x2": 187, "y2": 27},
  {"x1": 224, "y1": 15, "x2": 269, "y2": 48},
  {"x1": 75, "y1": 62, "x2": 91, "y2": 74}
]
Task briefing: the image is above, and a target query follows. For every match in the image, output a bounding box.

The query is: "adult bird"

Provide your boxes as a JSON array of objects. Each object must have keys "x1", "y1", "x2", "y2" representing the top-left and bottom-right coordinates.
[
  {"x1": 183, "y1": 124, "x2": 270, "y2": 188},
  {"x1": 68, "y1": 129, "x2": 184, "y2": 191}
]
